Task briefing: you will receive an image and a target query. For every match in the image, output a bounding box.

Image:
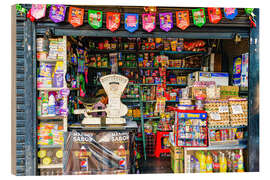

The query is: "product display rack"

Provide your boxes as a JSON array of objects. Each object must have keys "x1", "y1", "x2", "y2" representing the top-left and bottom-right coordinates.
[{"x1": 36, "y1": 36, "x2": 68, "y2": 174}]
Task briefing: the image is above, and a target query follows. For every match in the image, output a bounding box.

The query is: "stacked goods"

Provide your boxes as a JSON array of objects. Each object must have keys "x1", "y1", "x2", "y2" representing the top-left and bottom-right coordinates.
[
  {"x1": 38, "y1": 148, "x2": 63, "y2": 166},
  {"x1": 126, "y1": 106, "x2": 141, "y2": 118},
  {"x1": 209, "y1": 127, "x2": 245, "y2": 145},
  {"x1": 122, "y1": 85, "x2": 140, "y2": 99},
  {"x1": 204, "y1": 99, "x2": 230, "y2": 127},
  {"x1": 220, "y1": 86, "x2": 239, "y2": 99},
  {"x1": 170, "y1": 142, "x2": 184, "y2": 173},
  {"x1": 183, "y1": 40, "x2": 207, "y2": 52},
  {"x1": 228, "y1": 98, "x2": 248, "y2": 126},
  {"x1": 47, "y1": 38, "x2": 65, "y2": 60},
  {"x1": 37, "y1": 122, "x2": 64, "y2": 146},
  {"x1": 168, "y1": 56, "x2": 201, "y2": 68},
  {"x1": 40, "y1": 168, "x2": 63, "y2": 176},
  {"x1": 37, "y1": 38, "x2": 49, "y2": 60}
]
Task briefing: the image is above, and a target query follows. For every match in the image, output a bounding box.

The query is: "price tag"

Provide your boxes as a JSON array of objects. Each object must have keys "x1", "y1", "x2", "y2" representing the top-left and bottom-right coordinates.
[
  {"x1": 210, "y1": 113, "x2": 221, "y2": 120},
  {"x1": 219, "y1": 106, "x2": 229, "y2": 113},
  {"x1": 231, "y1": 105, "x2": 243, "y2": 114}
]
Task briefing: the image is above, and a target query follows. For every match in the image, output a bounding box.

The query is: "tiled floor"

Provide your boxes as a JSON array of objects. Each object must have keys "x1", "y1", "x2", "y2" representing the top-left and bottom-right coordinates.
[{"x1": 141, "y1": 157, "x2": 173, "y2": 174}]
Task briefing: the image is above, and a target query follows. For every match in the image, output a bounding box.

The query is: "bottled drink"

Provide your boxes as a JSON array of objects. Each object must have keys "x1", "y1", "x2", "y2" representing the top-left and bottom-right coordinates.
[
  {"x1": 219, "y1": 152, "x2": 227, "y2": 172},
  {"x1": 237, "y1": 149, "x2": 244, "y2": 172},
  {"x1": 212, "y1": 152, "x2": 220, "y2": 173},
  {"x1": 199, "y1": 151, "x2": 206, "y2": 173},
  {"x1": 206, "y1": 151, "x2": 213, "y2": 173}
]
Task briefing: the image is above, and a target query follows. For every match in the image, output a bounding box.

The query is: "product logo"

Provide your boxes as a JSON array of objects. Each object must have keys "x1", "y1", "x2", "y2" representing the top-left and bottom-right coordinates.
[
  {"x1": 80, "y1": 160, "x2": 88, "y2": 168},
  {"x1": 119, "y1": 159, "x2": 126, "y2": 167}
]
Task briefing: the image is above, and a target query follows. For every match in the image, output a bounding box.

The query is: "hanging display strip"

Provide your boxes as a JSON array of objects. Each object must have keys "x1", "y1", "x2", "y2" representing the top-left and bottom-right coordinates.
[{"x1": 68, "y1": 6, "x2": 84, "y2": 27}]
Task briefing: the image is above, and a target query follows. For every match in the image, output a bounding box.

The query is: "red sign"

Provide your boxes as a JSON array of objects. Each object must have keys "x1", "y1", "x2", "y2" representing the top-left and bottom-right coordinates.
[
  {"x1": 176, "y1": 10, "x2": 190, "y2": 30},
  {"x1": 208, "y1": 8, "x2": 222, "y2": 24}
]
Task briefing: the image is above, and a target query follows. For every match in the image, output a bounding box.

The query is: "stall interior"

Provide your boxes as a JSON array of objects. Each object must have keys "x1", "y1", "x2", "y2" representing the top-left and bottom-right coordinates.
[{"x1": 36, "y1": 35, "x2": 249, "y2": 175}]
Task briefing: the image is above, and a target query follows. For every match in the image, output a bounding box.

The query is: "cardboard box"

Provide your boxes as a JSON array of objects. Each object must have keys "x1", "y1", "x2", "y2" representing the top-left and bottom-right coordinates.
[
  {"x1": 220, "y1": 86, "x2": 239, "y2": 99},
  {"x1": 187, "y1": 71, "x2": 229, "y2": 86},
  {"x1": 170, "y1": 143, "x2": 184, "y2": 160}
]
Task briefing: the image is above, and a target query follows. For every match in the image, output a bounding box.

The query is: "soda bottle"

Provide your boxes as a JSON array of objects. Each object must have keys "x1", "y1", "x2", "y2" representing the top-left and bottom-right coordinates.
[
  {"x1": 237, "y1": 149, "x2": 244, "y2": 172},
  {"x1": 199, "y1": 151, "x2": 206, "y2": 173},
  {"x1": 231, "y1": 152, "x2": 238, "y2": 172},
  {"x1": 194, "y1": 157, "x2": 200, "y2": 173},
  {"x1": 212, "y1": 152, "x2": 220, "y2": 173},
  {"x1": 226, "y1": 151, "x2": 233, "y2": 172},
  {"x1": 219, "y1": 152, "x2": 227, "y2": 172},
  {"x1": 206, "y1": 151, "x2": 213, "y2": 173}
]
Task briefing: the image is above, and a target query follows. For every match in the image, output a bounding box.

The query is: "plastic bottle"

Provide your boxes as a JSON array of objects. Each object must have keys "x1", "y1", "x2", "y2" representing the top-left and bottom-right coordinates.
[
  {"x1": 199, "y1": 151, "x2": 207, "y2": 173},
  {"x1": 194, "y1": 157, "x2": 200, "y2": 173},
  {"x1": 219, "y1": 152, "x2": 227, "y2": 172},
  {"x1": 212, "y1": 152, "x2": 220, "y2": 173},
  {"x1": 231, "y1": 152, "x2": 238, "y2": 172},
  {"x1": 48, "y1": 92, "x2": 56, "y2": 115},
  {"x1": 206, "y1": 151, "x2": 213, "y2": 173},
  {"x1": 237, "y1": 149, "x2": 245, "y2": 172},
  {"x1": 226, "y1": 151, "x2": 233, "y2": 172}
]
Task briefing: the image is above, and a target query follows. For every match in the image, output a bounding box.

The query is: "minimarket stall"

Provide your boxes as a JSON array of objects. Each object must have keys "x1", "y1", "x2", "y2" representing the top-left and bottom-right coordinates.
[{"x1": 13, "y1": 4, "x2": 259, "y2": 175}]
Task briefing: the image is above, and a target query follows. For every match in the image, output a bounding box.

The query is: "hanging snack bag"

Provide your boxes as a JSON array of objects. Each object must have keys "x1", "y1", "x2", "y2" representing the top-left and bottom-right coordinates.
[
  {"x1": 208, "y1": 8, "x2": 222, "y2": 24},
  {"x1": 224, "y1": 8, "x2": 238, "y2": 20},
  {"x1": 159, "y1": 12, "x2": 173, "y2": 32},
  {"x1": 192, "y1": 8, "x2": 206, "y2": 27},
  {"x1": 142, "y1": 13, "x2": 156, "y2": 32},
  {"x1": 49, "y1": 5, "x2": 66, "y2": 23},
  {"x1": 125, "y1": 13, "x2": 139, "y2": 33},
  {"x1": 68, "y1": 7, "x2": 84, "y2": 27},
  {"x1": 31, "y1": 4, "x2": 46, "y2": 20},
  {"x1": 88, "y1": 10, "x2": 103, "y2": 29},
  {"x1": 106, "y1": 12, "x2": 121, "y2": 32},
  {"x1": 176, "y1": 10, "x2": 190, "y2": 30}
]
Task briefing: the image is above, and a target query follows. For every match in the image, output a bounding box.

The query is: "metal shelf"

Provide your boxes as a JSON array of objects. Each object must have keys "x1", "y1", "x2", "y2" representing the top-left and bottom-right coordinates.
[
  {"x1": 38, "y1": 164, "x2": 63, "y2": 169},
  {"x1": 139, "y1": 67, "x2": 159, "y2": 70},
  {"x1": 166, "y1": 100, "x2": 178, "y2": 103},
  {"x1": 143, "y1": 116, "x2": 160, "y2": 119},
  {"x1": 160, "y1": 51, "x2": 207, "y2": 55},
  {"x1": 142, "y1": 100, "x2": 156, "y2": 103},
  {"x1": 138, "y1": 83, "x2": 160, "y2": 86},
  {"x1": 122, "y1": 99, "x2": 140, "y2": 103}
]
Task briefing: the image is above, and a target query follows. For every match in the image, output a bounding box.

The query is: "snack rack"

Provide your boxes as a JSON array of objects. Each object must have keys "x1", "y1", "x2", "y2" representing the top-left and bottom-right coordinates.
[
  {"x1": 36, "y1": 36, "x2": 68, "y2": 175},
  {"x1": 168, "y1": 107, "x2": 208, "y2": 147}
]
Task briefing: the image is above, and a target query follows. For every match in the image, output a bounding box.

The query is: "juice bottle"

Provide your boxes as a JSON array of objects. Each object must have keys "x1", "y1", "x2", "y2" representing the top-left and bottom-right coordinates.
[
  {"x1": 231, "y1": 152, "x2": 238, "y2": 172},
  {"x1": 237, "y1": 149, "x2": 245, "y2": 172},
  {"x1": 199, "y1": 151, "x2": 206, "y2": 173},
  {"x1": 206, "y1": 151, "x2": 213, "y2": 173},
  {"x1": 219, "y1": 152, "x2": 227, "y2": 172}
]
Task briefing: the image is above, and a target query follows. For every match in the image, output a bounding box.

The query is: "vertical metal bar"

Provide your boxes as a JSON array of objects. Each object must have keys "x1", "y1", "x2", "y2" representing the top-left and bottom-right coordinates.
[
  {"x1": 24, "y1": 19, "x2": 35, "y2": 175},
  {"x1": 139, "y1": 85, "x2": 146, "y2": 160},
  {"x1": 32, "y1": 20, "x2": 37, "y2": 176},
  {"x1": 248, "y1": 8, "x2": 259, "y2": 172}
]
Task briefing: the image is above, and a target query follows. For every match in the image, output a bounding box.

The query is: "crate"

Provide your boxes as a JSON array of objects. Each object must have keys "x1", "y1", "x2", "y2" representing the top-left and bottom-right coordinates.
[
  {"x1": 220, "y1": 86, "x2": 239, "y2": 99},
  {"x1": 145, "y1": 133, "x2": 156, "y2": 157}
]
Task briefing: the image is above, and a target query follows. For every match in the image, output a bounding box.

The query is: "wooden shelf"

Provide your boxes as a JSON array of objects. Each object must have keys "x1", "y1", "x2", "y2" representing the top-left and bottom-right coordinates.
[
  {"x1": 37, "y1": 116, "x2": 65, "y2": 120},
  {"x1": 37, "y1": 87, "x2": 63, "y2": 91},
  {"x1": 38, "y1": 164, "x2": 63, "y2": 169}
]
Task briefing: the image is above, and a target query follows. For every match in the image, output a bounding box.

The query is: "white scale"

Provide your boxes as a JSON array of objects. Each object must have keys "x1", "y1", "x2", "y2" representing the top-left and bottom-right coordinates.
[{"x1": 74, "y1": 74, "x2": 129, "y2": 125}]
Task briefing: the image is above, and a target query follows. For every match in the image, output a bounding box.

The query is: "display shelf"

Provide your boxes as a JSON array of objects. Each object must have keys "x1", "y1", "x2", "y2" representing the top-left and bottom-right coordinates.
[
  {"x1": 37, "y1": 87, "x2": 63, "y2": 91},
  {"x1": 143, "y1": 116, "x2": 160, "y2": 119},
  {"x1": 142, "y1": 100, "x2": 156, "y2": 103},
  {"x1": 167, "y1": 67, "x2": 201, "y2": 70},
  {"x1": 88, "y1": 49, "x2": 137, "y2": 53},
  {"x1": 166, "y1": 100, "x2": 178, "y2": 103},
  {"x1": 138, "y1": 50, "x2": 161, "y2": 53},
  {"x1": 119, "y1": 67, "x2": 138, "y2": 69},
  {"x1": 122, "y1": 99, "x2": 140, "y2": 103},
  {"x1": 139, "y1": 67, "x2": 159, "y2": 70},
  {"x1": 208, "y1": 125, "x2": 247, "y2": 129},
  {"x1": 69, "y1": 87, "x2": 79, "y2": 90},
  {"x1": 125, "y1": 117, "x2": 141, "y2": 121},
  {"x1": 37, "y1": 59, "x2": 64, "y2": 62},
  {"x1": 160, "y1": 51, "x2": 207, "y2": 55},
  {"x1": 138, "y1": 83, "x2": 160, "y2": 86},
  {"x1": 86, "y1": 66, "x2": 111, "y2": 69},
  {"x1": 184, "y1": 144, "x2": 247, "y2": 151},
  {"x1": 209, "y1": 139, "x2": 247, "y2": 146},
  {"x1": 38, "y1": 145, "x2": 63, "y2": 149},
  {"x1": 38, "y1": 164, "x2": 63, "y2": 169},
  {"x1": 166, "y1": 84, "x2": 187, "y2": 86},
  {"x1": 37, "y1": 116, "x2": 66, "y2": 120}
]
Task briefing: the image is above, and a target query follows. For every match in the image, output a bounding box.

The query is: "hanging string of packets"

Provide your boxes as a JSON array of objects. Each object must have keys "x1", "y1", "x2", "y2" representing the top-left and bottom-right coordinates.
[{"x1": 16, "y1": 5, "x2": 256, "y2": 29}]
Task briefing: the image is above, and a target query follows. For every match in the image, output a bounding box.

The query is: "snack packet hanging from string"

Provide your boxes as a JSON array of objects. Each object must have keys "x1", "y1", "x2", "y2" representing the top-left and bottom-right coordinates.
[
  {"x1": 88, "y1": 10, "x2": 103, "y2": 29},
  {"x1": 208, "y1": 8, "x2": 222, "y2": 24},
  {"x1": 106, "y1": 12, "x2": 121, "y2": 32},
  {"x1": 159, "y1": 12, "x2": 173, "y2": 32},
  {"x1": 223, "y1": 8, "x2": 238, "y2": 20},
  {"x1": 31, "y1": 4, "x2": 46, "y2": 20},
  {"x1": 142, "y1": 13, "x2": 156, "y2": 32},
  {"x1": 68, "y1": 6, "x2": 84, "y2": 27},
  {"x1": 192, "y1": 8, "x2": 206, "y2": 27},
  {"x1": 49, "y1": 5, "x2": 66, "y2": 23},
  {"x1": 176, "y1": 10, "x2": 190, "y2": 30},
  {"x1": 125, "y1": 13, "x2": 139, "y2": 33}
]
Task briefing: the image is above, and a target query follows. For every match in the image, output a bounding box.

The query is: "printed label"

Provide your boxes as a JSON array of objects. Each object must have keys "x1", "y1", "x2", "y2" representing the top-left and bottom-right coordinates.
[{"x1": 231, "y1": 105, "x2": 243, "y2": 114}]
